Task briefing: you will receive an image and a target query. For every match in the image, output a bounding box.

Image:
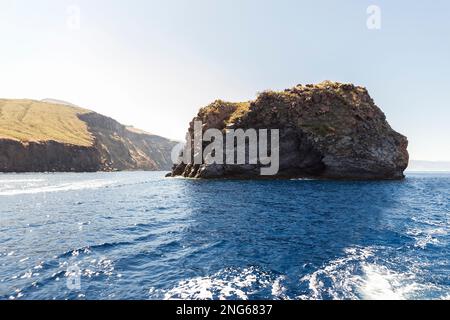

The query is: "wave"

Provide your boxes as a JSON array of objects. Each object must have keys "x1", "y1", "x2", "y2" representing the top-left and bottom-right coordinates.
[
  {"x1": 298, "y1": 247, "x2": 444, "y2": 300},
  {"x1": 0, "y1": 179, "x2": 45, "y2": 183},
  {"x1": 149, "y1": 266, "x2": 288, "y2": 300},
  {"x1": 407, "y1": 227, "x2": 447, "y2": 249},
  {"x1": 0, "y1": 180, "x2": 114, "y2": 196},
  {"x1": 151, "y1": 247, "x2": 449, "y2": 300},
  {"x1": 357, "y1": 264, "x2": 427, "y2": 300}
]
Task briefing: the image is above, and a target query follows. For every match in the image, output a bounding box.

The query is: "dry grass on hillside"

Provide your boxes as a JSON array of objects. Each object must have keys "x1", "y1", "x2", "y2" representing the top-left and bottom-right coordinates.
[
  {"x1": 227, "y1": 102, "x2": 251, "y2": 124},
  {"x1": 0, "y1": 99, "x2": 94, "y2": 146}
]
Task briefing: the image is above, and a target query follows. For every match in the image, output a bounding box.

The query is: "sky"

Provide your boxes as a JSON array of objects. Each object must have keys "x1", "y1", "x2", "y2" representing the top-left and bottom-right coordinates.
[{"x1": 0, "y1": 0, "x2": 449, "y2": 161}]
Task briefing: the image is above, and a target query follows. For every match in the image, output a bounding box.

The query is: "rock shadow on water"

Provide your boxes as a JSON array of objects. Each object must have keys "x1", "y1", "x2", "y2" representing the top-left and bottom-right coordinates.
[{"x1": 159, "y1": 178, "x2": 407, "y2": 299}]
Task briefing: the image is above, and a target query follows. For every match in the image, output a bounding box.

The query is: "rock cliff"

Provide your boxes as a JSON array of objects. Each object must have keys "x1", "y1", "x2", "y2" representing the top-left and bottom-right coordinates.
[
  {"x1": 0, "y1": 99, "x2": 176, "y2": 172},
  {"x1": 169, "y1": 81, "x2": 409, "y2": 180}
]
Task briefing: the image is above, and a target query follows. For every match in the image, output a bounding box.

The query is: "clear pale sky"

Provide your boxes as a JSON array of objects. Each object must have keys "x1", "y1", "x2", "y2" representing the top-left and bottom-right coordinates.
[{"x1": 1, "y1": 0, "x2": 449, "y2": 161}]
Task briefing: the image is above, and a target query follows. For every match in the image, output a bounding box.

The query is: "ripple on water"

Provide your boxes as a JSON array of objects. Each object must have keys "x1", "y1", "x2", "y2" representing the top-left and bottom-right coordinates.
[{"x1": 0, "y1": 172, "x2": 449, "y2": 300}]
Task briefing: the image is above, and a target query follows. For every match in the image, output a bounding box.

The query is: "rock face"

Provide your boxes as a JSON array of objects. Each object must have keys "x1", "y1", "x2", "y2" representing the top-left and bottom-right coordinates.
[
  {"x1": 79, "y1": 112, "x2": 176, "y2": 171},
  {"x1": 0, "y1": 99, "x2": 176, "y2": 172},
  {"x1": 169, "y1": 81, "x2": 409, "y2": 180}
]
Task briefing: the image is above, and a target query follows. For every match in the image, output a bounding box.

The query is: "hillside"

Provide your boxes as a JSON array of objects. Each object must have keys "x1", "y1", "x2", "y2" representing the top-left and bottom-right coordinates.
[
  {"x1": 0, "y1": 99, "x2": 93, "y2": 146},
  {"x1": 0, "y1": 99, "x2": 176, "y2": 172}
]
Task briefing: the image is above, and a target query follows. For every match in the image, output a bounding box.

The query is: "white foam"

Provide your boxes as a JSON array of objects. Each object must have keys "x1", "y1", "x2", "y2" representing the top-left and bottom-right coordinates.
[
  {"x1": 0, "y1": 179, "x2": 45, "y2": 183},
  {"x1": 299, "y1": 247, "x2": 373, "y2": 300},
  {"x1": 298, "y1": 247, "x2": 438, "y2": 300},
  {"x1": 358, "y1": 264, "x2": 424, "y2": 300},
  {"x1": 407, "y1": 228, "x2": 447, "y2": 249},
  {"x1": 271, "y1": 276, "x2": 288, "y2": 299},
  {"x1": 151, "y1": 267, "x2": 282, "y2": 300},
  {"x1": 0, "y1": 180, "x2": 114, "y2": 196}
]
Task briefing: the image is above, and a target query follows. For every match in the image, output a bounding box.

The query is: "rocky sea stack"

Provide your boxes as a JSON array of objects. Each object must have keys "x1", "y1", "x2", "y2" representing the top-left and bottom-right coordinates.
[{"x1": 169, "y1": 81, "x2": 409, "y2": 180}]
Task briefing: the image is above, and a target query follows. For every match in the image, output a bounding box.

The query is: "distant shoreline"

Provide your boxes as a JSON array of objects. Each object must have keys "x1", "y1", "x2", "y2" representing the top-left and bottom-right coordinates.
[
  {"x1": 407, "y1": 160, "x2": 450, "y2": 172},
  {"x1": 405, "y1": 170, "x2": 450, "y2": 173}
]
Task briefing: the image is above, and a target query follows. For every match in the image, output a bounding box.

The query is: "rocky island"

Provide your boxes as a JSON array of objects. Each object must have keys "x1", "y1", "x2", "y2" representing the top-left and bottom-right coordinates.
[
  {"x1": 0, "y1": 99, "x2": 176, "y2": 172},
  {"x1": 169, "y1": 81, "x2": 409, "y2": 180}
]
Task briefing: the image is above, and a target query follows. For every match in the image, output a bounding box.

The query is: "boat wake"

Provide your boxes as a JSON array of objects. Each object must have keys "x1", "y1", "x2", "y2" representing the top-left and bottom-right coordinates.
[
  {"x1": 298, "y1": 246, "x2": 446, "y2": 300},
  {"x1": 152, "y1": 246, "x2": 449, "y2": 300},
  {"x1": 0, "y1": 179, "x2": 115, "y2": 196},
  {"x1": 149, "y1": 266, "x2": 288, "y2": 300}
]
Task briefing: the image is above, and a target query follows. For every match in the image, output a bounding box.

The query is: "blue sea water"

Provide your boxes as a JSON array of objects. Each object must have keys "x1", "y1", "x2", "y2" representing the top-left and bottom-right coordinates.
[{"x1": 0, "y1": 171, "x2": 448, "y2": 300}]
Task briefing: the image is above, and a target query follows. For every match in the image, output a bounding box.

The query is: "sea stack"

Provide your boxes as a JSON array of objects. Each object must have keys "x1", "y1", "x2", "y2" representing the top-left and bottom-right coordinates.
[{"x1": 169, "y1": 81, "x2": 409, "y2": 180}]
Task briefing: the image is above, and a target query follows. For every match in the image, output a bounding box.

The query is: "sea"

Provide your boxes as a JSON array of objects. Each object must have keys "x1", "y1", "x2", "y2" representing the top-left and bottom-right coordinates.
[{"x1": 0, "y1": 171, "x2": 448, "y2": 300}]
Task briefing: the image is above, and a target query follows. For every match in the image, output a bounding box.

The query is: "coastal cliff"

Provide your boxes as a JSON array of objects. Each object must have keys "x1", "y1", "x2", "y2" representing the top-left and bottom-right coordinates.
[
  {"x1": 169, "y1": 81, "x2": 409, "y2": 180},
  {"x1": 0, "y1": 99, "x2": 176, "y2": 172}
]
